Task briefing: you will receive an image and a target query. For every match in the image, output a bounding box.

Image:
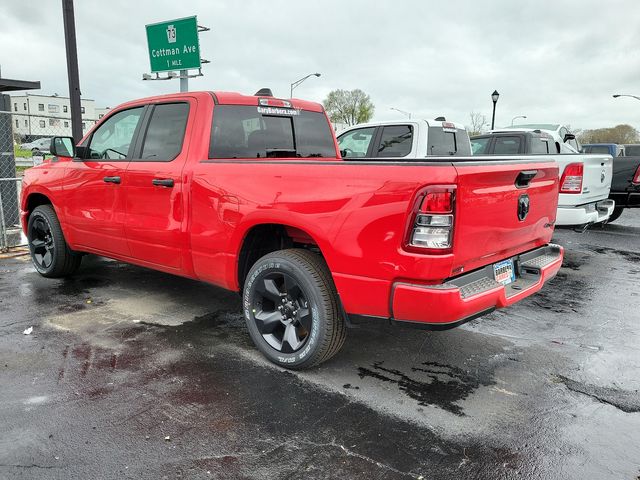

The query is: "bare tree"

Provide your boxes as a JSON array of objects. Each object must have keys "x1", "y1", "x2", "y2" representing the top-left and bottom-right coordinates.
[
  {"x1": 323, "y1": 89, "x2": 375, "y2": 126},
  {"x1": 467, "y1": 111, "x2": 487, "y2": 136}
]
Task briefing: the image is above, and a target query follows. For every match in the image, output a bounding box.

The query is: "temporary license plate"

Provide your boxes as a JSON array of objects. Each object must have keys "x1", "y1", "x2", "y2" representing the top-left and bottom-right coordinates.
[{"x1": 493, "y1": 259, "x2": 515, "y2": 285}]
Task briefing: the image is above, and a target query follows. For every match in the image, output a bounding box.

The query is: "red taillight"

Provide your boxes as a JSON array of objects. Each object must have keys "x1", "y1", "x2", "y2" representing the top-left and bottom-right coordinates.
[
  {"x1": 560, "y1": 163, "x2": 584, "y2": 194},
  {"x1": 407, "y1": 186, "x2": 456, "y2": 252},
  {"x1": 420, "y1": 191, "x2": 453, "y2": 213},
  {"x1": 633, "y1": 165, "x2": 640, "y2": 184}
]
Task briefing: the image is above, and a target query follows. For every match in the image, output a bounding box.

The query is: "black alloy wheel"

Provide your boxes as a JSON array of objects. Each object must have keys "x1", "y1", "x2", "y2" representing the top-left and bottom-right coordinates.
[
  {"x1": 29, "y1": 215, "x2": 55, "y2": 270},
  {"x1": 243, "y1": 249, "x2": 346, "y2": 369},
  {"x1": 252, "y1": 271, "x2": 312, "y2": 353},
  {"x1": 27, "y1": 205, "x2": 81, "y2": 278}
]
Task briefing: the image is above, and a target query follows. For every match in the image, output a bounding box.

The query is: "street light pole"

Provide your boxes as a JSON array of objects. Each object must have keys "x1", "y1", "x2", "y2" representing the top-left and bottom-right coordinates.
[
  {"x1": 613, "y1": 94, "x2": 640, "y2": 102},
  {"x1": 390, "y1": 107, "x2": 411, "y2": 119},
  {"x1": 61, "y1": 0, "x2": 83, "y2": 143},
  {"x1": 490, "y1": 90, "x2": 500, "y2": 130},
  {"x1": 511, "y1": 115, "x2": 526, "y2": 126},
  {"x1": 290, "y1": 73, "x2": 321, "y2": 98}
]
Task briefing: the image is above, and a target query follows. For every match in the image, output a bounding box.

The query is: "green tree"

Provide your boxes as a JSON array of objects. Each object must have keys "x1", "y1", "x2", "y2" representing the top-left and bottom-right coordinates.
[
  {"x1": 323, "y1": 89, "x2": 375, "y2": 126},
  {"x1": 578, "y1": 124, "x2": 640, "y2": 144}
]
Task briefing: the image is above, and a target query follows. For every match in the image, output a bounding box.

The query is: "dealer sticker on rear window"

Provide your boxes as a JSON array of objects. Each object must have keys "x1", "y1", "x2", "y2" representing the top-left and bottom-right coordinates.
[{"x1": 257, "y1": 106, "x2": 300, "y2": 116}]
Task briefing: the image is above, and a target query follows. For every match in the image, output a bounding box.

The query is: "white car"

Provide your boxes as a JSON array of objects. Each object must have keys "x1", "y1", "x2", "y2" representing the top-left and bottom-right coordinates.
[{"x1": 19, "y1": 137, "x2": 51, "y2": 153}]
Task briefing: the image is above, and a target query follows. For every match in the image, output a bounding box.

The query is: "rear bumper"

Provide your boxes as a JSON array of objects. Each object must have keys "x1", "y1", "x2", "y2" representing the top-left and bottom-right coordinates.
[
  {"x1": 555, "y1": 199, "x2": 615, "y2": 226},
  {"x1": 609, "y1": 191, "x2": 640, "y2": 208},
  {"x1": 391, "y1": 244, "x2": 563, "y2": 326}
]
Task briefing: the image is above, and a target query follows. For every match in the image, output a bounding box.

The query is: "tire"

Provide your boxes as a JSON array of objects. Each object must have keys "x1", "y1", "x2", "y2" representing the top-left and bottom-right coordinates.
[
  {"x1": 27, "y1": 205, "x2": 82, "y2": 278},
  {"x1": 243, "y1": 249, "x2": 346, "y2": 370},
  {"x1": 607, "y1": 207, "x2": 625, "y2": 224}
]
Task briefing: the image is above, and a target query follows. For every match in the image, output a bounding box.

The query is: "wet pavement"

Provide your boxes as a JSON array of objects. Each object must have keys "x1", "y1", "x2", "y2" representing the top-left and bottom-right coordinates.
[{"x1": 1, "y1": 210, "x2": 639, "y2": 479}]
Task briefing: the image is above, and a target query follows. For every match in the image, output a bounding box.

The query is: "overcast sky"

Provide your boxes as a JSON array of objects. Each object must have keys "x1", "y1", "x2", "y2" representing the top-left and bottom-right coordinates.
[{"x1": 2, "y1": 0, "x2": 640, "y2": 131}]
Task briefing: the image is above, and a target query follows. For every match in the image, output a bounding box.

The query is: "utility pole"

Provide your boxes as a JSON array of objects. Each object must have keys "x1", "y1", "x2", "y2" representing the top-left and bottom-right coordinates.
[{"x1": 61, "y1": 0, "x2": 83, "y2": 143}]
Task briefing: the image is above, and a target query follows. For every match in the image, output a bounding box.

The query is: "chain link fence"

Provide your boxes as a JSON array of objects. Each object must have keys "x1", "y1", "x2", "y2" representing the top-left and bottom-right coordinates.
[
  {"x1": 0, "y1": 178, "x2": 24, "y2": 251},
  {"x1": 1, "y1": 108, "x2": 99, "y2": 250}
]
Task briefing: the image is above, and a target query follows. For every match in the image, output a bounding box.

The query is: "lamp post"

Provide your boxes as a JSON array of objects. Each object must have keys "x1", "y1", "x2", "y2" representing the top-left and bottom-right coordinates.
[
  {"x1": 511, "y1": 115, "x2": 526, "y2": 126},
  {"x1": 390, "y1": 107, "x2": 411, "y2": 119},
  {"x1": 290, "y1": 73, "x2": 321, "y2": 98},
  {"x1": 490, "y1": 90, "x2": 500, "y2": 130},
  {"x1": 613, "y1": 94, "x2": 640, "y2": 102}
]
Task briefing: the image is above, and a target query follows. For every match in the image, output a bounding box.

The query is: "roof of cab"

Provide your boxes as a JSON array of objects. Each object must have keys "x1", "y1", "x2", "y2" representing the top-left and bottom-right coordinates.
[
  {"x1": 112, "y1": 91, "x2": 325, "y2": 113},
  {"x1": 340, "y1": 118, "x2": 467, "y2": 131}
]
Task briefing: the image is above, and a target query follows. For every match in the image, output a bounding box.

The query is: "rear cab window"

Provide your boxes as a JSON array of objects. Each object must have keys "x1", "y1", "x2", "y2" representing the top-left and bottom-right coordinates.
[
  {"x1": 493, "y1": 136, "x2": 522, "y2": 155},
  {"x1": 210, "y1": 105, "x2": 336, "y2": 159},
  {"x1": 427, "y1": 123, "x2": 471, "y2": 156}
]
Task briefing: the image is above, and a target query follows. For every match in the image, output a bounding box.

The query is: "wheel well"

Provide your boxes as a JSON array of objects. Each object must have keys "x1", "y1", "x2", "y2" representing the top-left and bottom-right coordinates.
[
  {"x1": 237, "y1": 224, "x2": 322, "y2": 290},
  {"x1": 26, "y1": 193, "x2": 52, "y2": 217}
]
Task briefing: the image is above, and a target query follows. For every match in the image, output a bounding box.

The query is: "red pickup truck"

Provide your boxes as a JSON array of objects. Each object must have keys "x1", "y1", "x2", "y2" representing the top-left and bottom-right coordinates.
[{"x1": 21, "y1": 90, "x2": 563, "y2": 369}]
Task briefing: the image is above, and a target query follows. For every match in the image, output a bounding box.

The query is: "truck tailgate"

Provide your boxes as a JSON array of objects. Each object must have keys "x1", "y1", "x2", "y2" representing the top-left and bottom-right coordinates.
[
  {"x1": 611, "y1": 155, "x2": 640, "y2": 192},
  {"x1": 452, "y1": 158, "x2": 559, "y2": 275},
  {"x1": 577, "y1": 154, "x2": 613, "y2": 204}
]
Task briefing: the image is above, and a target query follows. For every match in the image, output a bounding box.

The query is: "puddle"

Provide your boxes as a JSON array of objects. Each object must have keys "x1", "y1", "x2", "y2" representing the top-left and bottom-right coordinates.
[
  {"x1": 357, "y1": 361, "x2": 496, "y2": 416},
  {"x1": 584, "y1": 245, "x2": 640, "y2": 264},
  {"x1": 528, "y1": 272, "x2": 592, "y2": 314},
  {"x1": 556, "y1": 375, "x2": 640, "y2": 413}
]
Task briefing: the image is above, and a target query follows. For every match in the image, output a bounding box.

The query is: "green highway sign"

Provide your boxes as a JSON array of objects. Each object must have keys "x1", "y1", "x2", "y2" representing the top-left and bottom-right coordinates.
[{"x1": 145, "y1": 16, "x2": 201, "y2": 73}]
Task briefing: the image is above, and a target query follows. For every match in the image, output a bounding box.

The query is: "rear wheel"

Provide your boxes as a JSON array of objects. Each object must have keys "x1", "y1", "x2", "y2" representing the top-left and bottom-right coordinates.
[
  {"x1": 607, "y1": 207, "x2": 625, "y2": 223},
  {"x1": 28, "y1": 205, "x2": 82, "y2": 278},
  {"x1": 243, "y1": 249, "x2": 346, "y2": 369}
]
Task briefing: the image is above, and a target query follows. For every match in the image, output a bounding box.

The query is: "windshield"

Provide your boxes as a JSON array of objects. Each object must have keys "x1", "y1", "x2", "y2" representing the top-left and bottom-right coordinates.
[{"x1": 209, "y1": 105, "x2": 336, "y2": 159}]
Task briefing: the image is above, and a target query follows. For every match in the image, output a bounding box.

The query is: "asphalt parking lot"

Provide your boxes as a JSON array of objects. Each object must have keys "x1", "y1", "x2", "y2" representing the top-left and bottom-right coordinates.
[{"x1": 1, "y1": 211, "x2": 639, "y2": 480}]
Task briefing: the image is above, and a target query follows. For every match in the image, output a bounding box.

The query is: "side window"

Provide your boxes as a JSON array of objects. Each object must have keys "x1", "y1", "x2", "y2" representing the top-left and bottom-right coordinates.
[
  {"x1": 376, "y1": 125, "x2": 413, "y2": 157},
  {"x1": 139, "y1": 103, "x2": 190, "y2": 161},
  {"x1": 88, "y1": 107, "x2": 144, "y2": 160},
  {"x1": 471, "y1": 137, "x2": 490, "y2": 154},
  {"x1": 493, "y1": 136, "x2": 522, "y2": 154},
  {"x1": 337, "y1": 127, "x2": 375, "y2": 158}
]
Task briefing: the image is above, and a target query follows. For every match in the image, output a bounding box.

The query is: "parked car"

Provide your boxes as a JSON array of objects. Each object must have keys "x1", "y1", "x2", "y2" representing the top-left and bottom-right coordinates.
[
  {"x1": 337, "y1": 118, "x2": 472, "y2": 159},
  {"x1": 19, "y1": 137, "x2": 51, "y2": 154},
  {"x1": 21, "y1": 91, "x2": 563, "y2": 369},
  {"x1": 582, "y1": 144, "x2": 640, "y2": 222},
  {"x1": 477, "y1": 129, "x2": 614, "y2": 228}
]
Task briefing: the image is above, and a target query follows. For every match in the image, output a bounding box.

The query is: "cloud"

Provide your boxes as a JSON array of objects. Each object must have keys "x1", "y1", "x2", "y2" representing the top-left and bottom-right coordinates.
[{"x1": 2, "y1": 0, "x2": 640, "y2": 130}]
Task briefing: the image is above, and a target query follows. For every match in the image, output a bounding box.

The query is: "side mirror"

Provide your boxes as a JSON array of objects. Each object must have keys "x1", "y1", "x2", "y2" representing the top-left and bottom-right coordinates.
[
  {"x1": 340, "y1": 149, "x2": 348, "y2": 157},
  {"x1": 50, "y1": 137, "x2": 76, "y2": 157},
  {"x1": 563, "y1": 133, "x2": 576, "y2": 142}
]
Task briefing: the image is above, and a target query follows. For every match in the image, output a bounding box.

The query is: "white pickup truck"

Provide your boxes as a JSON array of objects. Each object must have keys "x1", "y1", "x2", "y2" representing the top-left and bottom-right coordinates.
[
  {"x1": 336, "y1": 118, "x2": 472, "y2": 159},
  {"x1": 472, "y1": 127, "x2": 614, "y2": 228}
]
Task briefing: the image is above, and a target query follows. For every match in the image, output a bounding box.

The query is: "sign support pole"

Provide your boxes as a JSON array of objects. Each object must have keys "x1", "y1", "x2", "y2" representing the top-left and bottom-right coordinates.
[
  {"x1": 180, "y1": 70, "x2": 188, "y2": 92},
  {"x1": 61, "y1": 0, "x2": 83, "y2": 143}
]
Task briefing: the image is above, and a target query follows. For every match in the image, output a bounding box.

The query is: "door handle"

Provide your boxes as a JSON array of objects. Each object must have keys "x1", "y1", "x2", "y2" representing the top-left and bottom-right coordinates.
[
  {"x1": 515, "y1": 170, "x2": 537, "y2": 189},
  {"x1": 152, "y1": 178, "x2": 174, "y2": 188},
  {"x1": 103, "y1": 176, "x2": 121, "y2": 184}
]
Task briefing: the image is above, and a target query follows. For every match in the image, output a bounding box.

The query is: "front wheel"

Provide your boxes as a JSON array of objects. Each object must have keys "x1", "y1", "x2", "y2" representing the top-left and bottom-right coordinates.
[
  {"x1": 243, "y1": 249, "x2": 346, "y2": 370},
  {"x1": 28, "y1": 205, "x2": 82, "y2": 278}
]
